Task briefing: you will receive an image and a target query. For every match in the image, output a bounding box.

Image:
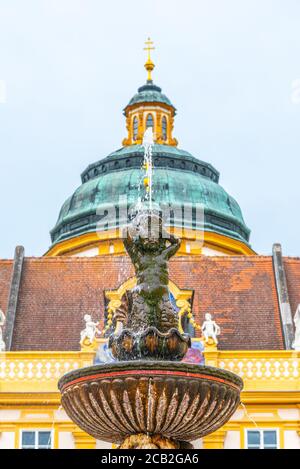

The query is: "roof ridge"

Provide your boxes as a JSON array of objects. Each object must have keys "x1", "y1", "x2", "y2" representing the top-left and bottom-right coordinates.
[
  {"x1": 172, "y1": 255, "x2": 273, "y2": 261},
  {"x1": 2, "y1": 255, "x2": 299, "y2": 264},
  {"x1": 21, "y1": 256, "x2": 129, "y2": 263},
  {"x1": 283, "y1": 256, "x2": 300, "y2": 261},
  {"x1": 7, "y1": 254, "x2": 278, "y2": 263}
]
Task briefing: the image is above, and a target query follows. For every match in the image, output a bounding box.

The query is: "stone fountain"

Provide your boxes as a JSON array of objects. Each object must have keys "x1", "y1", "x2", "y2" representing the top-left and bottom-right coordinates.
[{"x1": 58, "y1": 209, "x2": 243, "y2": 449}]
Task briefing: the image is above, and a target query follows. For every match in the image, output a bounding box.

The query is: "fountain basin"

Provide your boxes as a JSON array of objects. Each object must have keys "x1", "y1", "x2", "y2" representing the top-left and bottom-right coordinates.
[{"x1": 58, "y1": 361, "x2": 243, "y2": 445}]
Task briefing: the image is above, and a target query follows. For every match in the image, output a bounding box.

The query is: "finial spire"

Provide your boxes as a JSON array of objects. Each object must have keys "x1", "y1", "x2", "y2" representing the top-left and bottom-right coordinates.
[{"x1": 144, "y1": 37, "x2": 155, "y2": 82}]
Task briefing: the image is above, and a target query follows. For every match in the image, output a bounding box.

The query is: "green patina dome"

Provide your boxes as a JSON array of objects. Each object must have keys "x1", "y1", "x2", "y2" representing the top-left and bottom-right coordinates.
[
  {"x1": 50, "y1": 144, "x2": 251, "y2": 247},
  {"x1": 125, "y1": 81, "x2": 175, "y2": 111}
]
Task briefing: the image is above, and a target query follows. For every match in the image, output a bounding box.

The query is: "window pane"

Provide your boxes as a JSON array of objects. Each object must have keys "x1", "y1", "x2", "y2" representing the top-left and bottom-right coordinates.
[
  {"x1": 146, "y1": 114, "x2": 153, "y2": 128},
  {"x1": 133, "y1": 117, "x2": 138, "y2": 140},
  {"x1": 38, "y1": 431, "x2": 51, "y2": 448},
  {"x1": 263, "y1": 431, "x2": 277, "y2": 448},
  {"x1": 247, "y1": 431, "x2": 260, "y2": 448},
  {"x1": 22, "y1": 431, "x2": 35, "y2": 448},
  {"x1": 162, "y1": 116, "x2": 167, "y2": 140}
]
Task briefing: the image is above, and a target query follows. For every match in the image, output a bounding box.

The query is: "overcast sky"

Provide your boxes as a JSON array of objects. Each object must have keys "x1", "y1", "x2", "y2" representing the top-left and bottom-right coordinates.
[{"x1": 0, "y1": 0, "x2": 300, "y2": 258}]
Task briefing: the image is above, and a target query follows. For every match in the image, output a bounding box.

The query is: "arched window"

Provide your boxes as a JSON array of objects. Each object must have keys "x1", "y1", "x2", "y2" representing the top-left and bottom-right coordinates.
[
  {"x1": 146, "y1": 113, "x2": 154, "y2": 129},
  {"x1": 133, "y1": 116, "x2": 138, "y2": 140},
  {"x1": 162, "y1": 116, "x2": 167, "y2": 140}
]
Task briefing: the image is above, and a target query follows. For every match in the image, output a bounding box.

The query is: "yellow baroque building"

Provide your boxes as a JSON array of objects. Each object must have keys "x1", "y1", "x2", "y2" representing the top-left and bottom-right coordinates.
[{"x1": 0, "y1": 42, "x2": 299, "y2": 449}]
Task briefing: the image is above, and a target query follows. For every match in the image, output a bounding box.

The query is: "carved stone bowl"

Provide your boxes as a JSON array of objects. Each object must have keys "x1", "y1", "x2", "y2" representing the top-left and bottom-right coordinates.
[{"x1": 58, "y1": 361, "x2": 243, "y2": 445}]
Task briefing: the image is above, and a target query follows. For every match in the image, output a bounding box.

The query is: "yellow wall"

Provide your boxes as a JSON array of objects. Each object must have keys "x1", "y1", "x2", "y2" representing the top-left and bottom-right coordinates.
[{"x1": 45, "y1": 229, "x2": 255, "y2": 257}]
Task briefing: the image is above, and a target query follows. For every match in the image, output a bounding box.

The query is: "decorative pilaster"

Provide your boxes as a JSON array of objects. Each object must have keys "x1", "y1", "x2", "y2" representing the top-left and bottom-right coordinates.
[
  {"x1": 4, "y1": 246, "x2": 25, "y2": 350},
  {"x1": 203, "y1": 346, "x2": 219, "y2": 367},
  {"x1": 272, "y1": 243, "x2": 294, "y2": 349},
  {"x1": 155, "y1": 110, "x2": 162, "y2": 143},
  {"x1": 137, "y1": 111, "x2": 144, "y2": 143},
  {"x1": 202, "y1": 429, "x2": 227, "y2": 449},
  {"x1": 169, "y1": 115, "x2": 178, "y2": 146},
  {"x1": 122, "y1": 115, "x2": 131, "y2": 146},
  {"x1": 73, "y1": 428, "x2": 96, "y2": 449}
]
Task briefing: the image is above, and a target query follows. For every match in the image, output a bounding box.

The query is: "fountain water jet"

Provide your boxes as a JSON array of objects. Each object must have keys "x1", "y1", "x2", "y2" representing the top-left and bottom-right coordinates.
[{"x1": 142, "y1": 127, "x2": 154, "y2": 210}]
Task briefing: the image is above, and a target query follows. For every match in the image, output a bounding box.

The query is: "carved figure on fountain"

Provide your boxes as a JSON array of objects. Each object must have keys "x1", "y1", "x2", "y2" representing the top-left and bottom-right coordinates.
[
  {"x1": 123, "y1": 210, "x2": 180, "y2": 332},
  {"x1": 108, "y1": 210, "x2": 191, "y2": 361}
]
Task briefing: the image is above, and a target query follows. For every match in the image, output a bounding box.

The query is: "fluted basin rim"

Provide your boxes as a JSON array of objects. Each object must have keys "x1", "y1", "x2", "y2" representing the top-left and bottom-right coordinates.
[
  {"x1": 58, "y1": 360, "x2": 243, "y2": 392},
  {"x1": 58, "y1": 361, "x2": 243, "y2": 443}
]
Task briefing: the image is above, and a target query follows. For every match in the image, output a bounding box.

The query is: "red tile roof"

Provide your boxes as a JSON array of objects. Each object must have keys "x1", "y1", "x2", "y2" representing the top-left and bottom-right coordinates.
[{"x1": 0, "y1": 255, "x2": 288, "y2": 351}]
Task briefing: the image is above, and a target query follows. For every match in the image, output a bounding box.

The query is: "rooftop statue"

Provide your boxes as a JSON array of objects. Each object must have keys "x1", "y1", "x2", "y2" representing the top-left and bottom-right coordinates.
[
  {"x1": 80, "y1": 314, "x2": 101, "y2": 346},
  {"x1": 201, "y1": 313, "x2": 221, "y2": 345}
]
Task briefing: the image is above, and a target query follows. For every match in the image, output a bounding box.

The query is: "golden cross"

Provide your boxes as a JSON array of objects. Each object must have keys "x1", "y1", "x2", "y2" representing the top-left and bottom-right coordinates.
[
  {"x1": 144, "y1": 37, "x2": 155, "y2": 60},
  {"x1": 143, "y1": 37, "x2": 155, "y2": 81}
]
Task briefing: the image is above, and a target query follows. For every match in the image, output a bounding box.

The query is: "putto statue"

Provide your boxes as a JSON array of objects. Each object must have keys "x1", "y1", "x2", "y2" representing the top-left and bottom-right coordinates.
[
  {"x1": 0, "y1": 309, "x2": 6, "y2": 352},
  {"x1": 292, "y1": 305, "x2": 300, "y2": 351},
  {"x1": 80, "y1": 314, "x2": 101, "y2": 345},
  {"x1": 109, "y1": 209, "x2": 191, "y2": 360},
  {"x1": 201, "y1": 313, "x2": 221, "y2": 345}
]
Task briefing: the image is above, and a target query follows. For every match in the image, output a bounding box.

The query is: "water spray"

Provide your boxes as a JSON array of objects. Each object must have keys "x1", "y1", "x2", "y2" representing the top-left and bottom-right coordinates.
[{"x1": 142, "y1": 127, "x2": 154, "y2": 210}]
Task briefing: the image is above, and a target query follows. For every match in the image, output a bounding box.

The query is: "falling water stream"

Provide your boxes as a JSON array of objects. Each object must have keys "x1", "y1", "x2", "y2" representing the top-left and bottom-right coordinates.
[
  {"x1": 142, "y1": 127, "x2": 154, "y2": 210},
  {"x1": 240, "y1": 402, "x2": 259, "y2": 428},
  {"x1": 130, "y1": 127, "x2": 154, "y2": 220},
  {"x1": 146, "y1": 378, "x2": 153, "y2": 437},
  {"x1": 48, "y1": 404, "x2": 63, "y2": 448}
]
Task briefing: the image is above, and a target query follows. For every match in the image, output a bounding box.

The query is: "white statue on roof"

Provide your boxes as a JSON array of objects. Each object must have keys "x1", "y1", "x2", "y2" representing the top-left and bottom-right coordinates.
[
  {"x1": 0, "y1": 309, "x2": 6, "y2": 352},
  {"x1": 292, "y1": 304, "x2": 300, "y2": 351},
  {"x1": 201, "y1": 313, "x2": 221, "y2": 345},
  {"x1": 80, "y1": 314, "x2": 101, "y2": 346}
]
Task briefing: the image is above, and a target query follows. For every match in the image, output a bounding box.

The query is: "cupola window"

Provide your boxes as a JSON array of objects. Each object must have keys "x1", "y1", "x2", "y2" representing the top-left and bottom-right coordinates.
[
  {"x1": 133, "y1": 116, "x2": 138, "y2": 140},
  {"x1": 162, "y1": 116, "x2": 167, "y2": 141},
  {"x1": 146, "y1": 113, "x2": 154, "y2": 129}
]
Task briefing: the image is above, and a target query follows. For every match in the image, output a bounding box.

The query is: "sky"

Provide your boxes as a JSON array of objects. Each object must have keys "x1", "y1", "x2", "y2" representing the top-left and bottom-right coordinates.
[{"x1": 0, "y1": 0, "x2": 300, "y2": 258}]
